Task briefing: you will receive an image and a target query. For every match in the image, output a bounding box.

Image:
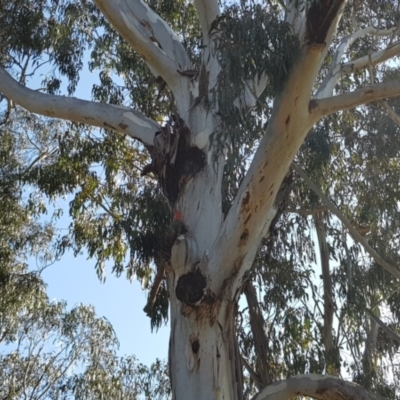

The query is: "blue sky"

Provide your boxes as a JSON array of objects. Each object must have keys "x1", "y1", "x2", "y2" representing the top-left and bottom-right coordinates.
[{"x1": 42, "y1": 250, "x2": 169, "y2": 364}]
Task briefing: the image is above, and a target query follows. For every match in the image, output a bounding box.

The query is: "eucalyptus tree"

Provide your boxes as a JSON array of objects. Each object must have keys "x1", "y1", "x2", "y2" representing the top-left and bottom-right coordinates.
[
  {"x1": 2, "y1": 0, "x2": 400, "y2": 399},
  {"x1": 0, "y1": 108, "x2": 60, "y2": 344},
  {"x1": 0, "y1": 299, "x2": 170, "y2": 400},
  {"x1": 0, "y1": 114, "x2": 171, "y2": 400}
]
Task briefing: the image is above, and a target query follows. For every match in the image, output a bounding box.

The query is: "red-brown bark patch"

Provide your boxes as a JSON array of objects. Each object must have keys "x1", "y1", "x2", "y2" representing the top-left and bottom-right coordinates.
[{"x1": 239, "y1": 229, "x2": 249, "y2": 246}]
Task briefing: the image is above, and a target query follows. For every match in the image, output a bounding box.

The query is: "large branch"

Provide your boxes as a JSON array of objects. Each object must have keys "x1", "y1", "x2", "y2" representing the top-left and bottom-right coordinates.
[
  {"x1": 317, "y1": 28, "x2": 400, "y2": 98},
  {"x1": 193, "y1": 0, "x2": 220, "y2": 45},
  {"x1": 207, "y1": 0, "x2": 347, "y2": 295},
  {"x1": 0, "y1": 67, "x2": 160, "y2": 147},
  {"x1": 293, "y1": 163, "x2": 400, "y2": 281},
  {"x1": 311, "y1": 78, "x2": 400, "y2": 117},
  {"x1": 252, "y1": 374, "x2": 387, "y2": 400},
  {"x1": 94, "y1": 0, "x2": 191, "y2": 89}
]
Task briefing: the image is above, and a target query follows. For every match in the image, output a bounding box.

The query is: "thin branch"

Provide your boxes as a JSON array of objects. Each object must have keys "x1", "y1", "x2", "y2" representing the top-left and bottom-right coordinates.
[
  {"x1": 311, "y1": 78, "x2": 400, "y2": 117},
  {"x1": 252, "y1": 374, "x2": 387, "y2": 400},
  {"x1": 0, "y1": 67, "x2": 160, "y2": 147},
  {"x1": 317, "y1": 30, "x2": 400, "y2": 98},
  {"x1": 362, "y1": 308, "x2": 379, "y2": 380},
  {"x1": 285, "y1": 205, "x2": 329, "y2": 216},
  {"x1": 143, "y1": 260, "x2": 166, "y2": 316},
  {"x1": 380, "y1": 100, "x2": 400, "y2": 126},
  {"x1": 342, "y1": 230, "x2": 354, "y2": 304},
  {"x1": 240, "y1": 354, "x2": 262, "y2": 387},
  {"x1": 366, "y1": 308, "x2": 400, "y2": 345},
  {"x1": 292, "y1": 163, "x2": 400, "y2": 281},
  {"x1": 244, "y1": 282, "x2": 272, "y2": 388},
  {"x1": 234, "y1": 74, "x2": 270, "y2": 111},
  {"x1": 341, "y1": 41, "x2": 400, "y2": 76},
  {"x1": 19, "y1": 54, "x2": 31, "y2": 86},
  {"x1": 94, "y1": 0, "x2": 191, "y2": 89},
  {"x1": 23, "y1": 148, "x2": 58, "y2": 175},
  {"x1": 314, "y1": 211, "x2": 336, "y2": 375}
]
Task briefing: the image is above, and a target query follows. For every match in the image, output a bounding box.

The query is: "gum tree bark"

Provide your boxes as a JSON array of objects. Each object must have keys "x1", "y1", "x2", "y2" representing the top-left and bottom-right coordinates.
[{"x1": 2, "y1": 0, "x2": 400, "y2": 399}]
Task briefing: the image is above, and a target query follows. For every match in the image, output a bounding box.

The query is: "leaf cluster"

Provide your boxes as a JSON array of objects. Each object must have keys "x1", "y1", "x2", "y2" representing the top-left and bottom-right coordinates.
[{"x1": 212, "y1": 3, "x2": 299, "y2": 137}]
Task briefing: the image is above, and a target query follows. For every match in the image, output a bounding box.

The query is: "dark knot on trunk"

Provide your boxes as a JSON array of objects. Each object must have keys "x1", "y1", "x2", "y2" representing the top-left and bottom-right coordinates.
[{"x1": 175, "y1": 269, "x2": 207, "y2": 306}]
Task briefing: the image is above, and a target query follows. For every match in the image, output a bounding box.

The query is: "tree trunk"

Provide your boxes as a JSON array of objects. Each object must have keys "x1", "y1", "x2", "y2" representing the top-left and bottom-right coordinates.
[
  {"x1": 168, "y1": 295, "x2": 243, "y2": 400},
  {"x1": 161, "y1": 150, "x2": 245, "y2": 399}
]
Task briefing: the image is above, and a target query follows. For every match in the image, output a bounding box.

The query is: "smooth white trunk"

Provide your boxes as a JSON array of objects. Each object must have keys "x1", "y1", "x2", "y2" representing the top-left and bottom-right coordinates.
[
  {"x1": 168, "y1": 296, "x2": 242, "y2": 400},
  {"x1": 164, "y1": 141, "x2": 241, "y2": 399}
]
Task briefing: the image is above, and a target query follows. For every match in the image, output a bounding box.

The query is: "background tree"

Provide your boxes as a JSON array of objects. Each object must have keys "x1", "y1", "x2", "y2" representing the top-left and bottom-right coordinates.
[
  {"x1": 0, "y1": 107, "x2": 170, "y2": 399},
  {"x1": 0, "y1": 299, "x2": 170, "y2": 399},
  {"x1": 1, "y1": 0, "x2": 400, "y2": 399}
]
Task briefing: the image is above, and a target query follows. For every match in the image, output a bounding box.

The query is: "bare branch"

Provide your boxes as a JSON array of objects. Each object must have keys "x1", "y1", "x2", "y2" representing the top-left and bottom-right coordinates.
[
  {"x1": 292, "y1": 163, "x2": 400, "y2": 281},
  {"x1": 341, "y1": 41, "x2": 400, "y2": 74},
  {"x1": 363, "y1": 308, "x2": 379, "y2": 380},
  {"x1": 143, "y1": 261, "x2": 166, "y2": 316},
  {"x1": 285, "y1": 0, "x2": 306, "y2": 36},
  {"x1": 0, "y1": 67, "x2": 161, "y2": 147},
  {"x1": 240, "y1": 355, "x2": 262, "y2": 387},
  {"x1": 244, "y1": 282, "x2": 272, "y2": 388},
  {"x1": 94, "y1": 0, "x2": 191, "y2": 89},
  {"x1": 286, "y1": 205, "x2": 329, "y2": 216},
  {"x1": 314, "y1": 211, "x2": 336, "y2": 375},
  {"x1": 23, "y1": 148, "x2": 57, "y2": 175},
  {"x1": 193, "y1": 0, "x2": 220, "y2": 45},
  {"x1": 317, "y1": 29, "x2": 400, "y2": 98},
  {"x1": 234, "y1": 74, "x2": 270, "y2": 110},
  {"x1": 311, "y1": 78, "x2": 400, "y2": 117},
  {"x1": 252, "y1": 374, "x2": 387, "y2": 400},
  {"x1": 380, "y1": 99, "x2": 400, "y2": 126},
  {"x1": 366, "y1": 308, "x2": 400, "y2": 345}
]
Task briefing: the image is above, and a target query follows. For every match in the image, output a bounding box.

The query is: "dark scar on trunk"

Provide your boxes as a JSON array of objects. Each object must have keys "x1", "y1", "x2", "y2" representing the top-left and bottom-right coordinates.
[
  {"x1": 306, "y1": 0, "x2": 345, "y2": 45},
  {"x1": 175, "y1": 269, "x2": 206, "y2": 305},
  {"x1": 239, "y1": 229, "x2": 249, "y2": 246},
  {"x1": 191, "y1": 339, "x2": 200, "y2": 354},
  {"x1": 141, "y1": 115, "x2": 206, "y2": 203}
]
